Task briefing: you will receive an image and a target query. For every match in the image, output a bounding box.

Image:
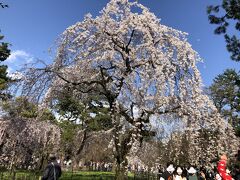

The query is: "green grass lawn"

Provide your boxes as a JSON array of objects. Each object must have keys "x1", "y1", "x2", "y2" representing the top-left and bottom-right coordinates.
[
  {"x1": 0, "y1": 171, "x2": 135, "y2": 180},
  {"x1": 62, "y1": 171, "x2": 135, "y2": 180},
  {"x1": 60, "y1": 171, "x2": 115, "y2": 180}
]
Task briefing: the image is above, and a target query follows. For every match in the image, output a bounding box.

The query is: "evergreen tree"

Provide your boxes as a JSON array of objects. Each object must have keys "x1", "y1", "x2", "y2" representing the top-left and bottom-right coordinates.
[
  {"x1": 55, "y1": 86, "x2": 112, "y2": 130},
  {"x1": 209, "y1": 69, "x2": 240, "y2": 136},
  {"x1": 207, "y1": 0, "x2": 240, "y2": 61},
  {"x1": 0, "y1": 35, "x2": 11, "y2": 99}
]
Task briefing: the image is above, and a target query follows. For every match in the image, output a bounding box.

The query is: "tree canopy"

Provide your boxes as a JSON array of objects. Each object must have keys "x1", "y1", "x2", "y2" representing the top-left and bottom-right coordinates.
[
  {"x1": 0, "y1": 2, "x2": 8, "y2": 9},
  {"x1": 0, "y1": 35, "x2": 11, "y2": 99},
  {"x1": 209, "y1": 69, "x2": 240, "y2": 136},
  {"x1": 0, "y1": 2, "x2": 10, "y2": 98},
  {"x1": 207, "y1": 0, "x2": 240, "y2": 61},
  {"x1": 19, "y1": 0, "x2": 239, "y2": 178},
  {"x1": 54, "y1": 87, "x2": 112, "y2": 131}
]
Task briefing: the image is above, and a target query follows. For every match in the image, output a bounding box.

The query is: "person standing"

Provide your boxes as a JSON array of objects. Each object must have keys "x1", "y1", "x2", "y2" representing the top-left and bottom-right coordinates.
[
  {"x1": 187, "y1": 166, "x2": 198, "y2": 180},
  {"x1": 217, "y1": 154, "x2": 233, "y2": 180},
  {"x1": 157, "y1": 165, "x2": 163, "y2": 180},
  {"x1": 233, "y1": 165, "x2": 240, "y2": 180},
  {"x1": 160, "y1": 163, "x2": 175, "y2": 180},
  {"x1": 173, "y1": 166, "x2": 187, "y2": 180},
  {"x1": 198, "y1": 167, "x2": 206, "y2": 180},
  {"x1": 42, "y1": 155, "x2": 62, "y2": 180}
]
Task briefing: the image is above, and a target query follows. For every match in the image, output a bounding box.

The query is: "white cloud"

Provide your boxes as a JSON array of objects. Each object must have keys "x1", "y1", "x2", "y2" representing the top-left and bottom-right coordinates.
[
  {"x1": 6, "y1": 50, "x2": 33, "y2": 63},
  {"x1": 4, "y1": 50, "x2": 35, "y2": 76}
]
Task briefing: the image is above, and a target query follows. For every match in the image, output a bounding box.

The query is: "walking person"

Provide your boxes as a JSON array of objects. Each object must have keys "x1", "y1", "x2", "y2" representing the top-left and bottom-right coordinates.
[{"x1": 42, "y1": 155, "x2": 62, "y2": 180}]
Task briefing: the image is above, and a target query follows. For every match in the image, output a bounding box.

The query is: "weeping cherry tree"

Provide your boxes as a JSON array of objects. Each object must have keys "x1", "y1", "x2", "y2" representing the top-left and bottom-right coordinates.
[{"x1": 19, "y1": 0, "x2": 239, "y2": 179}]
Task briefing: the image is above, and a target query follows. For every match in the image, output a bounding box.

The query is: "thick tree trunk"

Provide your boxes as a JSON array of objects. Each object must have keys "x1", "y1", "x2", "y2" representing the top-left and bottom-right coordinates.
[
  {"x1": 110, "y1": 102, "x2": 132, "y2": 180},
  {"x1": 114, "y1": 132, "x2": 131, "y2": 180},
  {"x1": 74, "y1": 130, "x2": 88, "y2": 169},
  {"x1": 115, "y1": 163, "x2": 128, "y2": 180},
  {"x1": 76, "y1": 130, "x2": 88, "y2": 155}
]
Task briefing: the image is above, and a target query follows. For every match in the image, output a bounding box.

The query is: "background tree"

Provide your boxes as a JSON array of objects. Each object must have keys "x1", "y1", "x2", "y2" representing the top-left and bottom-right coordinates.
[
  {"x1": 0, "y1": 2, "x2": 8, "y2": 8},
  {"x1": 0, "y1": 34, "x2": 11, "y2": 100},
  {"x1": 0, "y1": 118, "x2": 60, "y2": 171},
  {"x1": 0, "y1": 2, "x2": 11, "y2": 99},
  {"x1": 209, "y1": 69, "x2": 240, "y2": 136},
  {"x1": 55, "y1": 86, "x2": 112, "y2": 130},
  {"x1": 207, "y1": 0, "x2": 240, "y2": 61},
  {"x1": 19, "y1": 0, "x2": 239, "y2": 178},
  {"x1": 2, "y1": 96, "x2": 38, "y2": 118},
  {"x1": 1, "y1": 96, "x2": 56, "y2": 121},
  {"x1": 54, "y1": 86, "x2": 112, "y2": 165}
]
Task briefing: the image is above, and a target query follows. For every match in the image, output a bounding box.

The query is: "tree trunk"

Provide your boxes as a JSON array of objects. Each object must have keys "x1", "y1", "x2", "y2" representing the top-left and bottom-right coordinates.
[
  {"x1": 115, "y1": 163, "x2": 128, "y2": 180},
  {"x1": 74, "y1": 130, "x2": 88, "y2": 170},
  {"x1": 110, "y1": 102, "x2": 132, "y2": 180},
  {"x1": 38, "y1": 154, "x2": 45, "y2": 170}
]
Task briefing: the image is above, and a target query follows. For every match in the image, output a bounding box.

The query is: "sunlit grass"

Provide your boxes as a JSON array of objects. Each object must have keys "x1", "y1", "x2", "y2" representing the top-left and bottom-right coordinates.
[{"x1": 0, "y1": 171, "x2": 135, "y2": 180}]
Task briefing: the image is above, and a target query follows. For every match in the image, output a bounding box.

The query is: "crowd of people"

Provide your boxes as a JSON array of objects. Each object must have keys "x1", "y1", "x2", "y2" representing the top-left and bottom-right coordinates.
[
  {"x1": 83, "y1": 161, "x2": 113, "y2": 172},
  {"x1": 155, "y1": 154, "x2": 240, "y2": 180},
  {"x1": 41, "y1": 154, "x2": 240, "y2": 180}
]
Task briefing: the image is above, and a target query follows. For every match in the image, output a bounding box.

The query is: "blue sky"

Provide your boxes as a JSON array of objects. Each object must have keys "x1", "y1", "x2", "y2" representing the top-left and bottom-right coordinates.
[{"x1": 0, "y1": 0, "x2": 239, "y2": 86}]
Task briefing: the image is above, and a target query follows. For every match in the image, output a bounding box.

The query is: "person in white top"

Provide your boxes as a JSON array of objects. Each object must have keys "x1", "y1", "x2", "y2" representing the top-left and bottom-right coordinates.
[{"x1": 173, "y1": 166, "x2": 187, "y2": 180}]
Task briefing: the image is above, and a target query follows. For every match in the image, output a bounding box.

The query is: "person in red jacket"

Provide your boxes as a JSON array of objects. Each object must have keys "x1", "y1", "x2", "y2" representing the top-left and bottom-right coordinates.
[{"x1": 217, "y1": 154, "x2": 233, "y2": 180}]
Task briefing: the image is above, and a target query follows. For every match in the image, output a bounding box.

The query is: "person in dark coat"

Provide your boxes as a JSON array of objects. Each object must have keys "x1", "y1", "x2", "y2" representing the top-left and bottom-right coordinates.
[
  {"x1": 198, "y1": 167, "x2": 206, "y2": 180},
  {"x1": 161, "y1": 163, "x2": 175, "y2": 180},
  {"x1": 42, "y1": 155, "x2": 62, "y2": 180},
  {"x1": 233, "y1": 165, "x2": 240, "y2": 180}
]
